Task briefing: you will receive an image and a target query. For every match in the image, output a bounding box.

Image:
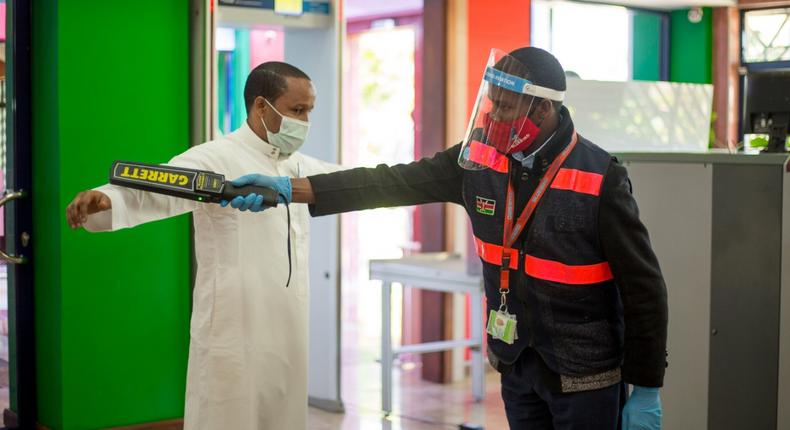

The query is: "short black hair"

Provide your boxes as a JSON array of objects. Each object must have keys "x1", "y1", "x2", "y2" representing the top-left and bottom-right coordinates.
[
  {"x1": 499, "y1": 47, "x2": 566, "y2": 110},
  {"x1": 244, "y1": 61, "x2": 311, "y2": 114}
]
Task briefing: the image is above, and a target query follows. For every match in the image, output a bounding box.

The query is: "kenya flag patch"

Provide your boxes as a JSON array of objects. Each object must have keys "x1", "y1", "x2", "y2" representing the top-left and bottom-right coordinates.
[{"x1": 475, "y1": 196, "x2": 496, "y2": 216}]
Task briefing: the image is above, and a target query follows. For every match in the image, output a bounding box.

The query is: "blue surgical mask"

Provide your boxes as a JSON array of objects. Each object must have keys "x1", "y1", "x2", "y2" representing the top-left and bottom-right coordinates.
[{"x1": 260, "y1": 99, "x2": 310, "y2": 155}]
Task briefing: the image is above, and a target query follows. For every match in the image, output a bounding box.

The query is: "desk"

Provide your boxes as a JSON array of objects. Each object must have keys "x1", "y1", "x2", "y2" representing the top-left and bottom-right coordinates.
[
  {"x1": 369, "y1": 253, "x2": 485, "y2": 414},
  {"x1": 618, "y1": 153, "x2": 790, "y2": 430}
]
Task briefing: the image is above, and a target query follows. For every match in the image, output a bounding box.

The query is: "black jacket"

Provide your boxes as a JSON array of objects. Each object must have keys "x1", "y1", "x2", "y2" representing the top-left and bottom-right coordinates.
[{"x1": 307, "y1": 109, "x2": 668, "y2": 387}]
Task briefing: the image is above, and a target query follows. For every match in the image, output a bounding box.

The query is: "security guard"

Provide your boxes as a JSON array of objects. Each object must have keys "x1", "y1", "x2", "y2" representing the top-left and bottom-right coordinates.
[{"x1": 227, "y1": 47, "x2": 668, "y2": 430}]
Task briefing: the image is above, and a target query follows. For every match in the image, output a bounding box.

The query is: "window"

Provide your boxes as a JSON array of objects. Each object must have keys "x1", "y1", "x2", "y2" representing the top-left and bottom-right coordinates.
[
  {"x1": 742, "y1": 8, "x2": 790, "y2": 64},
  {"x1": 740, "y1": 8, "x2": 790, "y2": 150},
  {"x1": 532, "y1": 0, "x2": 631, "y2": 81},
  {"x1": 531, "y1": 0, "x2": 668, "y2": 82}
]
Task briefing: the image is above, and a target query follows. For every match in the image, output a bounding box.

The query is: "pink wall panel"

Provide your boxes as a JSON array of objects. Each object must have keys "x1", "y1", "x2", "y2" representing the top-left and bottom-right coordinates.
[
  {"x1": 249, "y1": 29, "x2": 285, "y2": 69},
  {"x1": 0, "y1": 3, "x2": 6, "y2": 41}
]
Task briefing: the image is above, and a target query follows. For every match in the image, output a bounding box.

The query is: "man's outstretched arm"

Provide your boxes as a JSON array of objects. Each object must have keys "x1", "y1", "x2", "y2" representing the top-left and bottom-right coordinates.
[{"x1": 229, "y1": 144, "x2": 466, "y2": 215}]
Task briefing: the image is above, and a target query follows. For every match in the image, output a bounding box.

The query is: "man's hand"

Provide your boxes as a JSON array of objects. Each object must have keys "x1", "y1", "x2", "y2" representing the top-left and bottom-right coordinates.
[
  {"x1": 622, "y1": 386, "x2": 662, "y2": 430},
  {"x1": 66, "y1": 190, "x2": 111, "y2": 229},
  {"x1": 221, "y1": 174, "x2": 292, "y2": 212}
]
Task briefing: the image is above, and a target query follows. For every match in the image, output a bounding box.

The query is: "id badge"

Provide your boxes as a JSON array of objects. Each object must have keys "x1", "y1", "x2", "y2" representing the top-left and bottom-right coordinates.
[{"x1": 486, "y1": 309, "x2": 517, "y2": 345}]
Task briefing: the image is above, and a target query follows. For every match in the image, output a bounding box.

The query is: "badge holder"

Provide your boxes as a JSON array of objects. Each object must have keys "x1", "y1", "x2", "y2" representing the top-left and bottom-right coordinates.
[{"x1": 486, "y1": 255, "x2": 518, "y2": 344}]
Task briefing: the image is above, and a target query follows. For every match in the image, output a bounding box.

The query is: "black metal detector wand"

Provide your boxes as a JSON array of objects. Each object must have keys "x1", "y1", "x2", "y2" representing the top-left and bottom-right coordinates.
[
  {"x1": 109, "y1": 161, "x2": 279, "y2": 206},
  {"x1": 109, "y1": 160, "x2": 295, "y2": 287}
]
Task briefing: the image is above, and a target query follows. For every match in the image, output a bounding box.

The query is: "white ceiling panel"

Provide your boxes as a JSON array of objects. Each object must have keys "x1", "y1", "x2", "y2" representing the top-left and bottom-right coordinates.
[{"x1": 576, "y1": 0, "x2": 735, "y2": 10}]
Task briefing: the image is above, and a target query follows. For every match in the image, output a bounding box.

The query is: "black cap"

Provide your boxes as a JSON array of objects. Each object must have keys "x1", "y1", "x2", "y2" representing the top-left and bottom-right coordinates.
[{"x1": 507, "y1": 47, "x2": 566, "y2": 92}]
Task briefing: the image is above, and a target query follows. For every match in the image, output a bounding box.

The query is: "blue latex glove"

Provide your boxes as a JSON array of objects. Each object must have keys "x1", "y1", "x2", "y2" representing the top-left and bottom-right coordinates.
[
  {"x1": 622, "y1": 386, "x2": 662, "y2": 430},
  {"x1": 220, "y1": 174, "x2": 292, "y2": 212}
]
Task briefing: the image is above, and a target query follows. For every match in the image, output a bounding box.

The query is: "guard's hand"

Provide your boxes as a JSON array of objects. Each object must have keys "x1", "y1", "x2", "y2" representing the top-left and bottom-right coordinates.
[
  {"x1": 622, "y1": 386, "x2": 662, "y2": 430},
  {"x1": 220, "y1": 174, "x2": 292, "y2": 212},
  {"x1": 66, "y1": 190, "x2": 111, "y2": 229}
]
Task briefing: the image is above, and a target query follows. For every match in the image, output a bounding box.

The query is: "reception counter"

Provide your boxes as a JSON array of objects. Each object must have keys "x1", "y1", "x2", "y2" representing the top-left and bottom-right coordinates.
[{"x1": 618, "y1": 152, "x2": 790, "y2": 430}]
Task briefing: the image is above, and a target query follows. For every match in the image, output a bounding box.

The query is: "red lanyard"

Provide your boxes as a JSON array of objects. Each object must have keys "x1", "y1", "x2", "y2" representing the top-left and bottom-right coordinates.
[{"x1": 500, "y1": 132, "x2": 578, "y2": 292}]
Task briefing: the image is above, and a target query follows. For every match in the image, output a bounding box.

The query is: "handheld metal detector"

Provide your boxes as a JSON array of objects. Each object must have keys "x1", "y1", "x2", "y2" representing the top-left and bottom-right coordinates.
[{"x1": 109, "y1": 161, "x2": 279, "y2": 207}]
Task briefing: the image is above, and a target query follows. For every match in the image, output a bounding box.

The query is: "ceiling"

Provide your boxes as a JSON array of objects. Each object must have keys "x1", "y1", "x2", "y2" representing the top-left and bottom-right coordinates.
[{"x1": 581, "y1": 0, "x2": 736, "y2": 9}]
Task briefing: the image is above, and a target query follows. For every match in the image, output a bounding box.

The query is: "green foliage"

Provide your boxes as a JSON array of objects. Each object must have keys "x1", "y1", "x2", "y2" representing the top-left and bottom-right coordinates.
[{"x1": 750, "y1": 136, "x2": 769, "y2": 148}]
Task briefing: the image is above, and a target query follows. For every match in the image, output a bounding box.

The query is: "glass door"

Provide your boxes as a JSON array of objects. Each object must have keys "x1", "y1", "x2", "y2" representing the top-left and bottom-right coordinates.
[{"x1": 1, "y1": 1, "x2": 35, "y2": 428}]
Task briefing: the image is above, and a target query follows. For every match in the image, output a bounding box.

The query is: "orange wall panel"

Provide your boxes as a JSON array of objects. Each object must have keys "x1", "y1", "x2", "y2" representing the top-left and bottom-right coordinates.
[{"x1": 466, "y1": 0, "x2": 531, "y2": 115}]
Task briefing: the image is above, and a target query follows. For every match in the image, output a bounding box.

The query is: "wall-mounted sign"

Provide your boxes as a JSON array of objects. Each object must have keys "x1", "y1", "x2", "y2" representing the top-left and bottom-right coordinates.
[
  {"x1": 217, "y1": 0, "x2": 328, "y2": 15},
  {"x1": 218, "y1": 0, "x2": 274, "y2": 8},
  {"x1": 274, "y1": 0, "x2": 303, "y2": 16}
]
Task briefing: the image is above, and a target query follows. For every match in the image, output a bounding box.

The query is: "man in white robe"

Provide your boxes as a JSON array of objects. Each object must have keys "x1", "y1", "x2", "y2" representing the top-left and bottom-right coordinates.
[{"x1": 65, "y1": 62, "x2": 338, "y2": 429}]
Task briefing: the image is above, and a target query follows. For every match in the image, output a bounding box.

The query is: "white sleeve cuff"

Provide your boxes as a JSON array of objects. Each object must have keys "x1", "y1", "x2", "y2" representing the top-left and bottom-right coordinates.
[{"x1": 83, "y1": 185, "x2": 129, "y2": 232}]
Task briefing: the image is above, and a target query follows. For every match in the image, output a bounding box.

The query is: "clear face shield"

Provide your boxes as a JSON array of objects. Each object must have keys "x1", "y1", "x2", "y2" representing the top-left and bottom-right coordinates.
[{"x1": 458, "y1": 49, "x2": 565, "y2": 171}]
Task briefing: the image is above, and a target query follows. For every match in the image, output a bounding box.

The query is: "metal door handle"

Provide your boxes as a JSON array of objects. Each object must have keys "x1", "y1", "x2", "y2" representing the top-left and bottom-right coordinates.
[{"x1": 0, "y1": 190, "x2": 27, "y2": 264}]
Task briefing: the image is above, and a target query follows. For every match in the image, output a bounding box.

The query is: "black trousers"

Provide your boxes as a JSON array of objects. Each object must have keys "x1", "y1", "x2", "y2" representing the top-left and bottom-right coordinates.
[{"x1": 500, "y1": 348, "x2": 625, "y2": 430}]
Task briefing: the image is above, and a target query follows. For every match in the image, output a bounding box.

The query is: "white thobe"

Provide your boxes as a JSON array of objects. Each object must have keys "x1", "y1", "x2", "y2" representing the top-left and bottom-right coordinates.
[{"x1": 86, "y1": 122, "x2": 339, "y2": 429}]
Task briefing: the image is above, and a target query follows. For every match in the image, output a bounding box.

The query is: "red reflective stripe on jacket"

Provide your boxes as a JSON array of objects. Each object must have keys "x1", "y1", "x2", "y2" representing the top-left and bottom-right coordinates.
[
  {"x1": 550, "y1": 168, "x2": 604, "y2": 196},
  {"x1": 468, "y1": 140, "x2": 509, "y2": 173},
  {"x1": 524, "y1": 254, "x2": 613, "y2": 285},
  {"x1": 474, "y1": 237, "x2": 518, "y2": 269}
]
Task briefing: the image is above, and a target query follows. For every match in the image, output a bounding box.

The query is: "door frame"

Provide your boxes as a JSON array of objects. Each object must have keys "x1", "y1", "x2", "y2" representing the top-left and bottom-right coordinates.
[
  {"x1": 3, "y1": 0, "x2": 37, "y2": 428},
  {"x1": 345, "y1": 5, "x2": 452, "y2": 383}
]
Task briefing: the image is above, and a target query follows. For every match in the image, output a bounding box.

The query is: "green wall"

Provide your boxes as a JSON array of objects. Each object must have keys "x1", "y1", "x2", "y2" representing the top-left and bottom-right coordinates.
[
  {"x1": 32, "y1": 0, "x2": 62, "y2": 424},
  {"x1": 632, "y1": 12, "x2": 662, "y2": 81},
  {"x1": 632, "y1": 9, "x2": 714, "y2": 83},
  {"x1": 670, "y1": 8, "x2": 713, "y2": 84},
  {"x1": 217, "y1": 52, "x2": 228, "y2": 133},
  {"x1": 33, "y1": 1, "x2": 192, "y2": 429}
]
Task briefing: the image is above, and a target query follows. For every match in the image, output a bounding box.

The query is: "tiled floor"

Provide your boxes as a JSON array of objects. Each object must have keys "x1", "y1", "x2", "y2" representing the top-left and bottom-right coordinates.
[
  {"x1": 313, "y1": 265, "x2": 512, "y2": 430},
  {"x1": 308, "y1": 360, "x2": 509, "y2": 430}
]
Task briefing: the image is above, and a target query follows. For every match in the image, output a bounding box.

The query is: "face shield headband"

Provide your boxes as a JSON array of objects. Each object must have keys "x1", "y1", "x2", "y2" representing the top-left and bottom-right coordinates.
[{"x1": 482, "y1": 67, "x2": 565, "y2": 155}]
